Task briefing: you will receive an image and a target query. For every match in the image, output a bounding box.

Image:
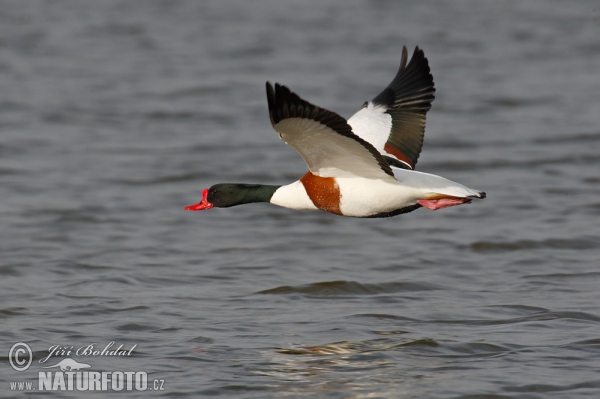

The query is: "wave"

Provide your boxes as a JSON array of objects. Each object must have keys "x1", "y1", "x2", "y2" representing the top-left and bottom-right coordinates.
[{"x1": 256, "y1": 280, "x2": 441, "y2": 296}]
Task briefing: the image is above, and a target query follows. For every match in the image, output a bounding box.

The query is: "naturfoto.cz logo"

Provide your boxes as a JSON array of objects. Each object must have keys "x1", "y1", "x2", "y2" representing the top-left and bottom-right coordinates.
[{"x1": 8, "y1": 342, "x2": 165, "y2": 392}]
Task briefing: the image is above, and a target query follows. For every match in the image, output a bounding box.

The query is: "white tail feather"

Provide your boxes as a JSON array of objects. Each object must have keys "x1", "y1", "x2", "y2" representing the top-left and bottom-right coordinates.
[{"x1": 392, "y1": 167, "x2": 483, "y2": 199}]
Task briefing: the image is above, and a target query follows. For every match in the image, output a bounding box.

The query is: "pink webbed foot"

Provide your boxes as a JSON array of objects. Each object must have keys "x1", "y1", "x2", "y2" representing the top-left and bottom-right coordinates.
[{"x1": 417, "y1": 197, "x2": 471, "y2": 211}]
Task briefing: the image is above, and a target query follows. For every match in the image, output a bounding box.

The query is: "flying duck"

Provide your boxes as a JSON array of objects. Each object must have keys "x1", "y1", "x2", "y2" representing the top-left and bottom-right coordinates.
[{"x1": 185, "y1": 46, "x2": 485, "y2": 218}]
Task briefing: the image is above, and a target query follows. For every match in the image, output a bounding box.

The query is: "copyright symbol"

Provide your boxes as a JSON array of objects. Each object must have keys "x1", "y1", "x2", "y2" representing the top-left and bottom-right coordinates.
[{"x1": 9, "y1": 342, "x2": 32, "y2": 372}]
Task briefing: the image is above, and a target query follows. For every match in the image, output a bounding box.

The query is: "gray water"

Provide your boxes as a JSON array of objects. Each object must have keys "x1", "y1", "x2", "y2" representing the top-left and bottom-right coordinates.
[{"x1": 2, "y1": 1, "x2": 600, "y2": 398}]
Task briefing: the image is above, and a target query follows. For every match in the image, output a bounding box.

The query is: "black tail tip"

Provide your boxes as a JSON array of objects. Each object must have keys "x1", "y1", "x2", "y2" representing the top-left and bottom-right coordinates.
[{"x1": 479, "y1": 192, "x2": 487, "y2": 199}]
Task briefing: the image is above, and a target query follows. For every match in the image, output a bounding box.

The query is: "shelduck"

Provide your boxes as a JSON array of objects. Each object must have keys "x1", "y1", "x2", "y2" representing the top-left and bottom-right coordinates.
[{"x1": 185, "y1": 46, "x2": 485, "y2": 218}]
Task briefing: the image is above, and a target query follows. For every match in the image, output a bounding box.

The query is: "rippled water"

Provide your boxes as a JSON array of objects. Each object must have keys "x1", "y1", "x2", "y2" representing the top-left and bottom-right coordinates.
[{"x1": 2, "y1": 1, "x2": 600, "y2": 398}]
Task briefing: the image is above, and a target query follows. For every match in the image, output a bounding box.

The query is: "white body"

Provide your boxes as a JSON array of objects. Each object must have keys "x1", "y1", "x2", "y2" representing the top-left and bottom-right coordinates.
[{"x1": 271, "y1": 167, "x2": 481, "y2": 217}]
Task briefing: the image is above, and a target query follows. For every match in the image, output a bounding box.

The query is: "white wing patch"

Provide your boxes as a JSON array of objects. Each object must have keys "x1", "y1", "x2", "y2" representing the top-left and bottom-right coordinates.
[
  {"x1": 347, "y1": 103, "x2": 392, "y2": 156},
  {"x1": 348, "y1": 103, "x2": 413, "y2": 169}
]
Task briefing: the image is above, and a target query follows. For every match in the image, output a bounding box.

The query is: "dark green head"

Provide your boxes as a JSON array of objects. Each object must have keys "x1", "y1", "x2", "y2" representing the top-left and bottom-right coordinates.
[{"x1": 185, "y1": 183, "x2": 280, "y2": 211}]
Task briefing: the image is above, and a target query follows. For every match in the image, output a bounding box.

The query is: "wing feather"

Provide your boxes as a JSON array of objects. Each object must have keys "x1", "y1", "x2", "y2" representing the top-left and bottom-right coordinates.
[
  {"x1": 266, "y1": 83, "x2": 395, "y2": 179},
  {"x1": 348, "y1": 46, "x2": 435, "y2": 170}
]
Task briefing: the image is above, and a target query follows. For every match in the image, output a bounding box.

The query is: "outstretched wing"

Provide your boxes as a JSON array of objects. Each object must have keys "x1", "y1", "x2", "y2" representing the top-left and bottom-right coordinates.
[
  {"x1": 266, "y1": 82, "x2": 395, "y2": 180},
  {"x1": 347, "y1": 46, "x2": 435, "y2": 170}
]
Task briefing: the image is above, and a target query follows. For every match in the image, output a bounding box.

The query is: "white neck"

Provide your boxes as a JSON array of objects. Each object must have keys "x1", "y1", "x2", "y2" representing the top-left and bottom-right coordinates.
[{"x1": 270, "y1": 181, "x2": 317, "y2": 210}]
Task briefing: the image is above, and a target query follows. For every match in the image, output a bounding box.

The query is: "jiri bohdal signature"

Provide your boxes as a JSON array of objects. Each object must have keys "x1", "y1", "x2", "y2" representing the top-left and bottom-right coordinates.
[{"x1": 39, "y1": 342, "x2": 137, "y2": 364}]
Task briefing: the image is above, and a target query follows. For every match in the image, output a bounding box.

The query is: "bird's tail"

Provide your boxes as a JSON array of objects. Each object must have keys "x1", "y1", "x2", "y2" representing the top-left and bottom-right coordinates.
[{"x1": 394, "y1": 168, "x2": 486, "y2": 210}]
